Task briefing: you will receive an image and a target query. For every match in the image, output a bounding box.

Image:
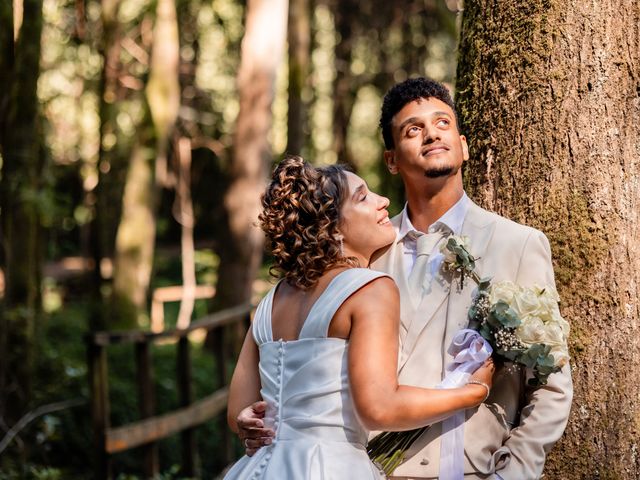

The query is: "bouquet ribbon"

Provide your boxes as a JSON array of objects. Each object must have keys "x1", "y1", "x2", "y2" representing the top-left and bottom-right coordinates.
[{"x1": 437, "y1": 329, "x2": 493, "y2": 480}]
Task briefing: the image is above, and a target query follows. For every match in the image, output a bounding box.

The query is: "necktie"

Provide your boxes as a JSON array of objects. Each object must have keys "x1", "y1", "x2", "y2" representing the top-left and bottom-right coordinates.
[{"x1": 408, "y1": 231, "x2": 445, "y2": 298}]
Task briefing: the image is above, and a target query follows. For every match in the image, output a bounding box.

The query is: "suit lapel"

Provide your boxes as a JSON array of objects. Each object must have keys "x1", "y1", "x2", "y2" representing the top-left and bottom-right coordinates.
[
  {"x1": 399, "y1": 262, "x2": 452, "y2": 368},
  {"x1": 443, "y1": 202, "x2": 496, "y2": 367},
  {"x1": 399, "y1": 201, "x2": 497, "y2": 371}
]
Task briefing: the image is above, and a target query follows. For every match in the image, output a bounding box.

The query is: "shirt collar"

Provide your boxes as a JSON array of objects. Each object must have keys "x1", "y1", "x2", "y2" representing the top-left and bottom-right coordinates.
[{"x1": 397, "y1": 192, "x2": 470, "y2": 242}]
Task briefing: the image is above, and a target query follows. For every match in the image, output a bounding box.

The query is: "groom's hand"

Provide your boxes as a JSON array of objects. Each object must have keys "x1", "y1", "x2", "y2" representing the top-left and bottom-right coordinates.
[{"x1": 236, "y1": 401, "x2": 274, "y2": 456}]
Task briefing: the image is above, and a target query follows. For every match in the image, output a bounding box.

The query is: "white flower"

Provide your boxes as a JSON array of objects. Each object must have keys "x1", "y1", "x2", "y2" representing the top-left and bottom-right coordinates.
[
  {"x1": 538, "y1": 285, "x2": 560, "y2": 303},
  {"x1": 542, "y1": 323, "x2": 567, "y2": 347},
  {"x1": 549, "y1": 308, "x2": 570, "y2": 335},
  {"x1": 550, "y1": 345, "x2": 570, "y2": 367},
  {"x1": 513, "y1": 288, "x2": 544, "y2": 318},
  {"x1": 440, "y1": 235, "x2": 471, "y2": 263},
  {"x1": 537, "y1": 286, "x2": 561, "y2": 317},
  {"x1": 516, "y1": 317, "x2": 546, "y2": 345},
  {"x1": 489, "y1": 281, "x2": 520, "y2": 306}
]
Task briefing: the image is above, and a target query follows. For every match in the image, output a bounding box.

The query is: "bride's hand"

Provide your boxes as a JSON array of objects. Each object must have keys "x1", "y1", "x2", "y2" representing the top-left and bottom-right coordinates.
[
  {"x1": 236, "y1": 401, "x2": 274, "y2": 456},
  {"x1": 466, "y1": 358, "x2": 496, "y2": 403}
]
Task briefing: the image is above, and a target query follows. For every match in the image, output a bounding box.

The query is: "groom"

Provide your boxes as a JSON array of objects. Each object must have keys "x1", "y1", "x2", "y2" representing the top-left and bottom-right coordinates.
[
  {"x1": 369, "y1": 77, "x2": 572, "y2": 479},
  {"x1": 237, "y1": 77, "x2": 573, "y2": 479}
]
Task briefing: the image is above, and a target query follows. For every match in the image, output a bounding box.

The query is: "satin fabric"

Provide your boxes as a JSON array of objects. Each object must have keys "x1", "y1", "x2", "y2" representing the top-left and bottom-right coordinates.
[{"x1": 224, "y1": 268, "x2": 388, "y2": 479}]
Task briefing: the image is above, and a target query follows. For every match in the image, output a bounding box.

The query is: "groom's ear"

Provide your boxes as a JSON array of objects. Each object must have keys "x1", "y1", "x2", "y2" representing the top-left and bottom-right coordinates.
[
  {"x1": 460, "y1": 135, "x2": 469, "y2": 162},
  {"x1": 384, "y1": 150, "x2": 399, "y2": 174}
]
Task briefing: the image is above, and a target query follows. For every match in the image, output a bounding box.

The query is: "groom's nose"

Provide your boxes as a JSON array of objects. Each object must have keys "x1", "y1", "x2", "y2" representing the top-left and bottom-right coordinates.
[{"x1": 422, "y1": 125, "x2": 441, "y2": 144}]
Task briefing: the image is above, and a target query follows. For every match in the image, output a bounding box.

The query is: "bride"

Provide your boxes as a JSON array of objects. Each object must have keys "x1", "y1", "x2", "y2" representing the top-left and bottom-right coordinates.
[{"x1": 224, "y1": 156, "x2": 493, "y2": 479}]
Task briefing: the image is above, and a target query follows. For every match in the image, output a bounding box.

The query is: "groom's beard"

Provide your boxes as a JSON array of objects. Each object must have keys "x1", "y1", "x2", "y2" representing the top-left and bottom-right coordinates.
[{"x1": 424, "y1": 166, "x2": 455, "y2": 178}]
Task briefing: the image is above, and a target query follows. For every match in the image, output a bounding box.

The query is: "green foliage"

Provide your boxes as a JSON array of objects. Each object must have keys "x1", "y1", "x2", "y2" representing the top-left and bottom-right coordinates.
[
  {"x1": 1, "y1": 291, "x2": 231, "y2": 478},
  {"x1": 0, "y1": 465, "x2": 63, "y2": 480},
  {"x1": 488, "y1": 300, "x2": 521, "y2": 328}
]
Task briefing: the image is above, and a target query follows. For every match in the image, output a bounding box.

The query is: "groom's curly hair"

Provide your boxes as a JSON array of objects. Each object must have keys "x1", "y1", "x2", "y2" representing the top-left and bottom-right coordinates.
[
  {"x1": 259, "y1": 156, "x2": 358, "y2": 290},
  {"x1": 379, "y1": 77, "x2": 459, "y2": 150}
]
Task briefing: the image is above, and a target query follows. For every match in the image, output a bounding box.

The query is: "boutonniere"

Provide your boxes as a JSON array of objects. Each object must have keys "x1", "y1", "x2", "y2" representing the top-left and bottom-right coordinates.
[{"x1": 439, "y1": 235, "x2": 483, "y2": 289}]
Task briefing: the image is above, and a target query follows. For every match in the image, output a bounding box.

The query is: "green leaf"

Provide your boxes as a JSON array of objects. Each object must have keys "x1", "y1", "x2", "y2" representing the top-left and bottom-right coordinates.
[
  {"x1": 479, "y1": 323, "x2": 493, "y2": 341},
  {"x1": 489, "y1": 301, "x2": 521, "y2": 328},
  {"x1": 478, "y1": 278, "x2": 492, "y2": 291},
  {"x1": 468, "y1": 305, "x2": 479, "y2": 322}
]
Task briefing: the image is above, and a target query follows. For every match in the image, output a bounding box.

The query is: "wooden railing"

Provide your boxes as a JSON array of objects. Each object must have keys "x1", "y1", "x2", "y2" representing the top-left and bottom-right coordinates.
[{"x1": 86, "y1": 304, "x2": 253, "y2": 479}]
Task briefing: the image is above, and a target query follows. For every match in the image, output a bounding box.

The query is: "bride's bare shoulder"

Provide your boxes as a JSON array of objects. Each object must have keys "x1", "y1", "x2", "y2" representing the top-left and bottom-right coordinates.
[{"x1": 347, "y1": 274, "x2": 399, "y2": 312}]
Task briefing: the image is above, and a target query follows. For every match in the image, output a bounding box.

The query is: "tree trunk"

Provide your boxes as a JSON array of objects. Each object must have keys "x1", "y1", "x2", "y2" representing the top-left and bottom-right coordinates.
[
  {"x1": 90, "y1": 0, "x2": 123, "y2": 326},
  {"x1": 286, "y1": 0, "x2": 310, "y2": 156},
  {"x1": 330, "y1": 0, "x2": 358, "y2": 169},
  {"x1": 175, "y1": 138, "x2": 196, "y2": 329},
  {"x1": 147, "y1": 0, "x2": 180, "y2": 189},
  {"x1": 111, "y1": 107, "x2": 157, "y2": 329},
  {"x1": 0, "y1": 0, "x2": 44, "y2": 427},
  {"x1": 111, "y1": 0, "x2": 180, "y2": 329},
  {"x1": 213, "y1": 0, "x2": 289, "y2": 313},
  {"x1": 456, "y1": 1, "x2": 640, "y2": 478}
]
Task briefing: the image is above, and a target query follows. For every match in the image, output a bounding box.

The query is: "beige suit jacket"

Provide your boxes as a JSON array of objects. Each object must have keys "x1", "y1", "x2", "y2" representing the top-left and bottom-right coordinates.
[{"x1": 370, "y1": 200, "x2": 573, "y2": 480}]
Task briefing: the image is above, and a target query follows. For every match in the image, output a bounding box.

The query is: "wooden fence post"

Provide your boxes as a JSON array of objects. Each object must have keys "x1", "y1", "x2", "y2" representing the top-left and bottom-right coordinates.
[
  {"x1": 178, "y1": 336, "x2": 196, "y2": 476},
  {"x1": 88, "y1": 340, "x2": 112, "y2": 480},
  {"x1": 214, "y1": 324, "x2": 233, "y2": 465},
  {"x1": 135, "y1": 341, "x2": 159, "y2": 478}
]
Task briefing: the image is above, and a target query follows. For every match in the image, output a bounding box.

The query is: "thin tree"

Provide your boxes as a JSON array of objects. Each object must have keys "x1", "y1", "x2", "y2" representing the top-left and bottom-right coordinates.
[
  {"x1": 90, "y1": 0, "x2": 123, "y2": 328},
  {"x1": 0, "y1": 0, "x2": 44, "y2": 429},
  {"x1": 286, "y1": 0, "x2": 311, "y2": 156},
  {"x1": 456, "y1": 1, "x2": 640, "y2": 478},
  {"x1": 213, "y1": 0, "x2": 289, "y2": 313},
  {"x1": 112, "y1": 0, "x2": 180, "y2": 328}
]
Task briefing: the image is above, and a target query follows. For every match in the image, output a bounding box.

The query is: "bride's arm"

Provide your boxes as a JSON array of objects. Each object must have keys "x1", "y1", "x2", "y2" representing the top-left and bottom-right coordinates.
[
  {"x1": 348, "y1": 277, "x2": 492, "y2": 431},
  {"x1": 227, "y1": 329, "x2": 262, "y2": 433}
]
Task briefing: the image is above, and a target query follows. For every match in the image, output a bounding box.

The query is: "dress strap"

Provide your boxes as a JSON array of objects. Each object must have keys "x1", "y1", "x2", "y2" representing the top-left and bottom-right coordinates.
[
  {"x1": 298, "y1": 268, "x2": 390, "y2": 340},
  {"x1": 251, "y1": 282, "x2": 280, "y2": 345}
]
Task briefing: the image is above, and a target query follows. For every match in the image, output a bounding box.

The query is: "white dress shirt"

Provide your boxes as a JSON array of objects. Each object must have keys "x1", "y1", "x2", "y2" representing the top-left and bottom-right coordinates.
[{"x1": 396, "y1": 192, "x2": 470, "y2": 279}]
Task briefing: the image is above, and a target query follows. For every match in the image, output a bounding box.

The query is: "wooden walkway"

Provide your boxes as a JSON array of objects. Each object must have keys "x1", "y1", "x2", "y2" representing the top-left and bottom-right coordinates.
[{"x1": 86, "y1": 304, "x2": 252, "y2": 479}]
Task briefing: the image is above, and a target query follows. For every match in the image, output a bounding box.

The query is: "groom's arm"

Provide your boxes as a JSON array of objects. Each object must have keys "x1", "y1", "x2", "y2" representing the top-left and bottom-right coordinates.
[{"x1": 497, "y1": 229, "x2": 573, "y2": 480}]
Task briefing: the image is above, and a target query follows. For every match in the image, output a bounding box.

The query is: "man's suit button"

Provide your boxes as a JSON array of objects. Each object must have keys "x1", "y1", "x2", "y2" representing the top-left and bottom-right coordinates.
[{"x1": 420, "y1": 457, "x2": 429, "y2": 465}]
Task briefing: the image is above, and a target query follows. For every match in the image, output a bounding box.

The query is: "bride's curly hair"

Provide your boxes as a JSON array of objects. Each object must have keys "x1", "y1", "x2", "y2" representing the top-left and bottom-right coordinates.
[{"x1": 259, "y1": 156, "x2": 359, "y2": 289}]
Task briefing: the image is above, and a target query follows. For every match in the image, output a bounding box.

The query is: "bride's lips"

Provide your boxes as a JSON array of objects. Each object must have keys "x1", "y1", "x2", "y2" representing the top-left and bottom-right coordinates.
[{"x1": 377, "y1": 213, "x2": 392, "y2": 226}]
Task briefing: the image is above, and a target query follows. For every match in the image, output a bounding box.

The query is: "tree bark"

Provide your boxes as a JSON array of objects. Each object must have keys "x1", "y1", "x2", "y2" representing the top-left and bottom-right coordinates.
[
  {"x1": 147, "y1": 0, "x2": 180, "y2": 189},
  {"x1": 0, "y1": 0, "x2": 44, "y2": 427},
  {"x1": 286, "y1": 0, "x2": 310, "y2": 156},
  {"x1": 89, "y1": 0, "x2": 123, "y2": 324},
  {"x1": 111, "y1": 0, "x2": 180, "y2": 328},
  {"x1": 330, "y1": 0, "x2": 358, "y2": 169},
  {"x1": 111, "y1": 107, "x2": 156, "y2": 329},
  {"x1": 213, "y1": 0, "x2": 288, "y2": 313},
  {"x1": 175, "y1": 137, "x2": 196, "y2": 329},
  {"x1": 456, "y1": 1, "x2": 640, "y2": 478}
]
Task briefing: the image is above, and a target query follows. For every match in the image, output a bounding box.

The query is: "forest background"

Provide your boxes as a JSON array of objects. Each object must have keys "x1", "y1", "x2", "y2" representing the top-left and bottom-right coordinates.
[{"x1": 0, "y1": 0, "x2": 638, "y2": 479}]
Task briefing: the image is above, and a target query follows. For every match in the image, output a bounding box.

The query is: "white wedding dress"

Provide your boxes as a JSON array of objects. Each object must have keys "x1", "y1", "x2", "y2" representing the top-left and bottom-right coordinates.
[{"x1": 224, "y1": 268, "x2": 387, "y2": 479}]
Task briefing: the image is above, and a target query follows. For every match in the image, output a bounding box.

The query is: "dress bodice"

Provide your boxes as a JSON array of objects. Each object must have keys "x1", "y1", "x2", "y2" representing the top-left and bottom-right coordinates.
[
  {"x1": 252, "y1": 268, "x2": 389, "y2": 446},
  {"x1": 224, "y1": 268, "x2": 388, "y2": 479}
]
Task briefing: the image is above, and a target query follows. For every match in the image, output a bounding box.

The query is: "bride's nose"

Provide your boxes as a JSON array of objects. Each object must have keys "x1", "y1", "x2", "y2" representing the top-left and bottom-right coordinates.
[{"x1": 377, "y1": 194, "x2": 390, "y2": 210}]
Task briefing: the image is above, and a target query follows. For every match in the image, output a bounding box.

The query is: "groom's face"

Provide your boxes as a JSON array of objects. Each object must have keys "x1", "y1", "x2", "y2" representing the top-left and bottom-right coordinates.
[{"x1": 383, "y1": 97, "x2": 468, "y2": 188}]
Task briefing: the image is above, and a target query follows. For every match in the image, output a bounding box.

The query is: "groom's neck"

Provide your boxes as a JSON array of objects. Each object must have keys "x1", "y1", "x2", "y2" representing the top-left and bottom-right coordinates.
[{"x1": 405, "y1": 180, "x2": 464, "y2": 233}]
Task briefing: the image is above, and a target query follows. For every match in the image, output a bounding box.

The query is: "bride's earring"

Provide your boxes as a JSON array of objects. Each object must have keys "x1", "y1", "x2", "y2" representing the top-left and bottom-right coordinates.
[{"x1": 337, "y1": 235, "x2": 344, "y2": 256}]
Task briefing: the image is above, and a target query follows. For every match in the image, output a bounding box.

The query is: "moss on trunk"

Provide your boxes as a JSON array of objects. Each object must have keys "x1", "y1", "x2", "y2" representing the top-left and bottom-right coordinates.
[{"x1": 457, "y1": 0, "x2": 640, "y2": 478}]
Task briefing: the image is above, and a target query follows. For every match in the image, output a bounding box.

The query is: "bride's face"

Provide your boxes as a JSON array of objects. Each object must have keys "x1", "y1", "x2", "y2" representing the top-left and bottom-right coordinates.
[{"x1": 339, "y1": 172, "x2": 396, "y2": 265}]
